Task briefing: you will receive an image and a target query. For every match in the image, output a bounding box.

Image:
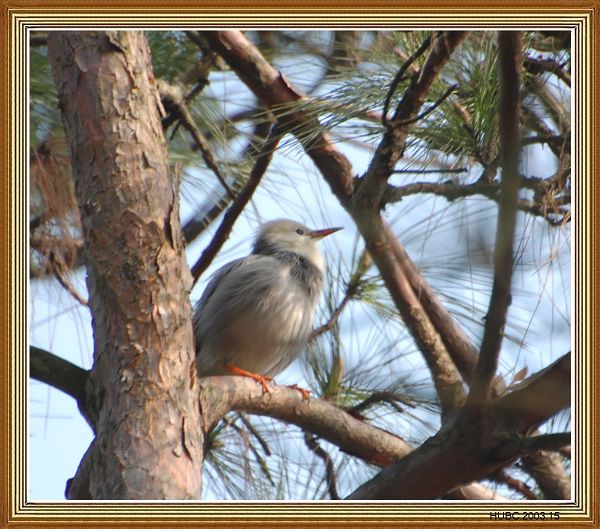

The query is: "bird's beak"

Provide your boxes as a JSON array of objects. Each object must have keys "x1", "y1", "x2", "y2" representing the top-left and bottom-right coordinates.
[{"x1": 309, "y1": 227, "x2": 343, "y2": 239}]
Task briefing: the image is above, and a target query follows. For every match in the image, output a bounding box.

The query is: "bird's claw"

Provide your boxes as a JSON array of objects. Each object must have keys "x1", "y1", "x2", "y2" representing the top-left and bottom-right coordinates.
[
  {"x1": 225, "y1": 363, "x2": 273, "y2": 394},
  {"x1": 287, "y1": 384, "x2": 311, "y2": 400}
]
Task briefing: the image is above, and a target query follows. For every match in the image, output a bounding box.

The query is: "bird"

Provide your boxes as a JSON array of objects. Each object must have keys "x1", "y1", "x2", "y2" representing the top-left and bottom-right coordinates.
[{"x1": 193, "y1": 219, "x2": 341, "y2": 396}]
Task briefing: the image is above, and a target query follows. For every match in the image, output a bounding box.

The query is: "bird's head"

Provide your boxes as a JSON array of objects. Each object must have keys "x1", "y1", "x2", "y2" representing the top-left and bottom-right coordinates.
[{"x1": 253, "y1": 219, "x2": 342, "y2": 272}]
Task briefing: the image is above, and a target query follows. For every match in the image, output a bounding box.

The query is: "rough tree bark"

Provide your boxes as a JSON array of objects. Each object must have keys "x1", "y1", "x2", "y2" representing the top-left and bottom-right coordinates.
[{"x1": 47, "y1": 31, "x2": 204, "y2": 499}]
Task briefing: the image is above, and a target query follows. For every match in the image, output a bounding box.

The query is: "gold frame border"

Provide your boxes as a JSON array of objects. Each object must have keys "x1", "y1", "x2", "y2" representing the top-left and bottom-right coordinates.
[{"x1": 3, "y1": 2, "x2": 596, "y2": 526}]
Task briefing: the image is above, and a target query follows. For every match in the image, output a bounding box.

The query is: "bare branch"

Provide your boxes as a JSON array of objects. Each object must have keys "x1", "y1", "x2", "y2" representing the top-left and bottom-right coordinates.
[
  {"x1": 158, "y1": 80, "x2": 234, "y2": 199},
  {"x1": 30, "y1": 345, "x2": 88, "y2": 403},
  {"x1": 356, "y1": 31, "x2": 467, "y2": 208},
  {"x1": 190, "y1": 122, "x2": 284, "y2": 283},
  {"x1": 358, "y1": 217, "x2": 467, "y2": 417},
  {"x1": 347, "y1": 353, "x2": 570, "y2": 500},
  {"x1": 382, "y1": 35, "x2": 431, "y2": 126},
  {"x1": 468, "y1": 31, "x2": 523, "y2": 406},
  {"x1": 304, "y1": 432, "x2": 340, "y2": 500},
  {"x1": 30, "y1": 345, "x2": 95, "y2": 429},
  {"x1": 198, "y1": 376, "x2": 412, "y2": 467}
]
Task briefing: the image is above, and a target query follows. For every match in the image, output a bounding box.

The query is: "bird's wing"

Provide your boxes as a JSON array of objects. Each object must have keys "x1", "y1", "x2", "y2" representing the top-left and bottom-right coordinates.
[{"x1": 194, "y1": 256, "x2": 250, "y2": 315}]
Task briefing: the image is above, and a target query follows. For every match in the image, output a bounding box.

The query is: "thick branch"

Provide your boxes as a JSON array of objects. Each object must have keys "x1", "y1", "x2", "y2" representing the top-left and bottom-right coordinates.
[
  {"x1": 30, "y1": 345, "x2": 88, "y2": 403},
  {"x1": 491, "y1": 432, "x2": 571, "y2": 461},
  {"x1": 30, "y1": 345, "x2": 95, "y2": 430},
  {"x1": 521, "y1": 450, "x2": 571, "y2": 500},
  {"x1": 198, "y1": 376, "x2": 411, "y2": 466},
  {"x1": 347, "y1": 352, "x2": 570, "y2": 500},
  {"x1": 469, "y1": 31, "x2": 522, "y2": 405},
  {"x1": 490, "y1": 352, "x2": 570, "y2": 432},
  {"x1": 201, "y1": 31, "x2": 355, "y2": 204}
]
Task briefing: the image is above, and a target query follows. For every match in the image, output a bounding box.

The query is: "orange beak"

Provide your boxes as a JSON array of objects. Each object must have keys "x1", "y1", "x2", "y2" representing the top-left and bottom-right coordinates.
[{"x1": 309, "y1": 227, "x2": 343, "y2": 239}]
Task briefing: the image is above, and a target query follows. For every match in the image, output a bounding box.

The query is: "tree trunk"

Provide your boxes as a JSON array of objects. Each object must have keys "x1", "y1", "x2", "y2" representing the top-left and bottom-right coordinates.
[{"x1": 48, "y1": 31, "x2": 204, "y2": 499}]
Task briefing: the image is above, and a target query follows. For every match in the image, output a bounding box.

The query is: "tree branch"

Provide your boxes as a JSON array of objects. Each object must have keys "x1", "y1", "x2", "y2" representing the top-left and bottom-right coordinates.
[
  {"x1": 346, "y1": 352, "x2": 570, "y2": 500},
  {"x1": 30, "y1": 346, "x2": 88, "y2": 404},
  {"x1": 304, "y1": 431, "x2": 340, "y2": 500},
  {"x1": 382, "y1": 35, "x2": 431, "y2": 126},
  {"x1": 30, "y1": 345, "x2": 94, "y2": 429},
  {"x1": 383, "y1": 177, "x2": 570, "y2": 225},
  {"x1": 311, "y1": 250, "x2": 371, "y2": 339},
  {"x1": 492, "y1": 432, "x2": 571, "y2": 461},
  {"x1": 201, "y1": 30, "x2": 355, "y2": 203},
  {"x1": 521, "y1": 449, "x2": 571, "y2": 500},
  {"x1": 182, "y1": 119, "x2": 273, "y2": 245},
  {"x1": 198, "y1": 376, "x2": 412, "y2": 467},
  {"x1": 158, "y1": 79, "x2": 234, "y2": 199},
  {"x1": 490, "y1": 352, "x2": 570, "y2": 432},
  {"x1": 468, "y1": 31, "x2": 522, "y2": 406},
  {"x1": 190, "y1": 121, "x2": 284, "y2": 283},
  {"x1": 356, "y1": 31, "x2": 467, "y2": 208}
]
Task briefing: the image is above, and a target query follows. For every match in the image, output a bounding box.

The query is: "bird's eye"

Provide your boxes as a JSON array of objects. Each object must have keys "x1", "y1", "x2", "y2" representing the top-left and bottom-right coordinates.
[{"x1": 296, "y1": 228, "x2": 304, "y2": 235}]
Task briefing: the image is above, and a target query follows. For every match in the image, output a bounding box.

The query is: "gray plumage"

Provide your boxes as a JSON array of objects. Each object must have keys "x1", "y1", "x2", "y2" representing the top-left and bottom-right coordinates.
[{"x1": 194, "y1": 219, "x2": 340, "y2": 378}]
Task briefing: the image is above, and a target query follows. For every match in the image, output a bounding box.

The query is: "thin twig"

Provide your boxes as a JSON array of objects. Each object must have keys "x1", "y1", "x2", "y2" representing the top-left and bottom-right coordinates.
[
  {"x1": 382, "y1": 35, "x2": 432, "y2": 127},
  {"x1": 190, "y1": 122, "x2": 285, "y2": 283},
  {"x1": 391, "y1": 84, "x2": 457, "y2": 127},
  {"x1": 47, "y1": 250, "x2": 89, "y2": 306},
  {"x1": 223, "y1": 415, "x2": 275, "y2": 487},
  {"x1": 237, "y1": 412, "x2": 272, "y2": 456},
  {"x1": 304, "y1": 431, "x2": 340, "y2": 500},
  {"x1": 348, "y1": 391, "x2": 413, "y2": 417},
  {"x1": 392, "y1": 167, "x2": 467, "y2": 175},
  {"x1": 53, "y1": 269, "x2": 89, "y2": 307},
  {"x1": 159, "y1": 81, "x2": 235, "y2": 199},
  {"x1": 182, "y1": 120, "x2": 273, "y2": 245},
  {"x1": 491, "y1": 470, "x2": 538, "y2": 500},
  {"x1": 311, "y1": 251, "x2": 371, "y2": 339}
]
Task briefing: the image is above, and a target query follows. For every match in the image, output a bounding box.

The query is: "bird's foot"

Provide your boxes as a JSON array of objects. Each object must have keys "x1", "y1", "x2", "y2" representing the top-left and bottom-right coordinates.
[
  {"x1": 224, "y1": 364, "x2": 273, "y2": 394},
  {"x1": 287, "y1": 384, "x2": 311, "y2": 400}
]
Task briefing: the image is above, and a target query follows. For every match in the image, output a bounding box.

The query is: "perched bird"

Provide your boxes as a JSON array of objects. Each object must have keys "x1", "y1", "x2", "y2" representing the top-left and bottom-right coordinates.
[{"x1": 193, "y1": 219, "x2": 341, "y2": 394}]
